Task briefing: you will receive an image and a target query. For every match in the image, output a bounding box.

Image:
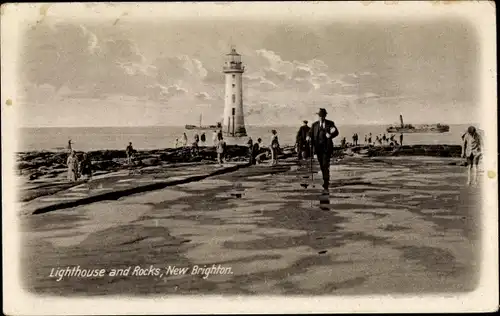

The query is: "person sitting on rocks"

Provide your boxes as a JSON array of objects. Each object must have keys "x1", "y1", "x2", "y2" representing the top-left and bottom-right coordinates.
[
  {"x1": 200, "y1": 133, "x2": 206, "y2": 146},
  {"x1": 251, "y1": 138, "x2": 262, "y2": 165},
  {"x1": 79, "y1": 153, "x2": 92, "y2": 180},
  {"x1": 126, "y1": 142, "x2": 134, "y2": 165}
]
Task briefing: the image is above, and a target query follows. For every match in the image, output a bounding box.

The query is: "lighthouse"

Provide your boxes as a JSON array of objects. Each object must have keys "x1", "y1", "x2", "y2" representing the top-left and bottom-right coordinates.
[{"x1": 222, "y1": 47, "x2": 247, "y2": 137}]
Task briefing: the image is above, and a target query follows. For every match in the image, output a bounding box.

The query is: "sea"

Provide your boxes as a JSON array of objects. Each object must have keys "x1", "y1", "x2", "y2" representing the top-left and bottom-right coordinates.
[{"x1": 18, "y1": 124, "x2": 472, "y2": 152}]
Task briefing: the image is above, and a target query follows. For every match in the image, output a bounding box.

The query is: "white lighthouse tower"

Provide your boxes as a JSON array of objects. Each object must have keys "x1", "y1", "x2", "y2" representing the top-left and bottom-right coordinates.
[{"x1": 222, "y1": 47, "x2": 247, "y2": 137}]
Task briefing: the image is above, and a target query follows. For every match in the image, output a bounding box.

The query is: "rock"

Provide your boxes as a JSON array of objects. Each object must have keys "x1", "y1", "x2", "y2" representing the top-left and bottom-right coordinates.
[
  {"x1": 92, "y1": 160, "x2": 121, "y2": 171},
  {"x1": 141, "y1": 158, "x2": 160, "y2": 166},
  {"x1": 29, "y1": 172, "x2": 42, "y2": 180}
]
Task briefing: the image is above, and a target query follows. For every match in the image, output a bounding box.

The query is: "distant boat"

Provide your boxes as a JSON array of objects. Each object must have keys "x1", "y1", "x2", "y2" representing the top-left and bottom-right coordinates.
[
  {"x1": 386, "y1": 114, "x2": 450, "y2": 133},
  {"x1": 185, "y1": 114, "x2": 222, "y2": 131}
]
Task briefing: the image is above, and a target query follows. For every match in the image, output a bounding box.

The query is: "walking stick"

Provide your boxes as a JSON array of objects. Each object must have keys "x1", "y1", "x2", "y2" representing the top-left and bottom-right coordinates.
[{"x1": 310, "y1": 140, "x2": 314, "y2": 188}]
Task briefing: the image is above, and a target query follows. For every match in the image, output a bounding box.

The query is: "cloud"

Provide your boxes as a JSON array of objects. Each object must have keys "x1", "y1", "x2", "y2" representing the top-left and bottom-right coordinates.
[
  {"x1": 195, "y1": 92, "x2": 212, "y2": 101},
  {"x1": 291, "y1": 66, "x2": 313, "y2": 79},
  {"x1": 79, "y1": 25, "x2": 100, "y2": 55},
  {"x1": 262, "y1": 68, "x2": 287, "y2": 83},
  {"x1": 284, "y1": 78, "x2": 315, "y2": 93},
  {"x1": 21, "y1": 22, "x2": 213, "y2": 105},
  {"x1": 154, "y1": 55, "x2": 208, "y2": 85},
  {"x1": 248, "y1": 48, "x2": 372, "y2": 97}
]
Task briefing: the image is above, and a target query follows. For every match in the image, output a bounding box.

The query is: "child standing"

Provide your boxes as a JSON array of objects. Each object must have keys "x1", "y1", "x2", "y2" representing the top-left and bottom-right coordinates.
[{"x1": 216, "y1": 133, "x2": 226, "y2": 165}]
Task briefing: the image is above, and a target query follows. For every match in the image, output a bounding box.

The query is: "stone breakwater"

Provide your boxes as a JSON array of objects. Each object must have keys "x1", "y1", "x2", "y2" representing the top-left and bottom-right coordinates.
[
  {"x1": 16, "y1": 144, "x2": 463, "y2": 182},
  {"x1": 16, "y1": 145, "x2": 263, "y2": 180},
  {"x1": 352, "y1": 144, "x2": 463, "y2": 158}
]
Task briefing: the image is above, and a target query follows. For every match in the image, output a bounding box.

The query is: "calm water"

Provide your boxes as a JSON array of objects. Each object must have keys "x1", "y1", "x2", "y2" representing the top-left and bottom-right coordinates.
[{"x1": 18, "y1": 124, "x2": 471, "y2": 152}]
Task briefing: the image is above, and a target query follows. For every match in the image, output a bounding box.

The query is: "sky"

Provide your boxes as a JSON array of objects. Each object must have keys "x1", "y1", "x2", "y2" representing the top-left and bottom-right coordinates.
[{"x1": 18, "y1": 17, "x2": 479, "y2": 127}]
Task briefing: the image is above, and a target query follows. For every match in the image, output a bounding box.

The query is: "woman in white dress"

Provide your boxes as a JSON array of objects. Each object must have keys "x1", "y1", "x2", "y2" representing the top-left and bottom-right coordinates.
[
  {"x1": 269, "y1": 129, "x2": 280, "y2": 166},
  {"x1": 67, "y1": 150, "x2": 79, "y2": 182}
]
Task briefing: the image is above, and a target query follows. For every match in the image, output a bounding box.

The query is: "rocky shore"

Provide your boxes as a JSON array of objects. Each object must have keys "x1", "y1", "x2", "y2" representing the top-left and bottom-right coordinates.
[
  {"x1": 16, "y1": 144, "x2": 463, "y2": 183},
  {"x1": 16, "y1": 145, "x2": 286, "y2": 182}
]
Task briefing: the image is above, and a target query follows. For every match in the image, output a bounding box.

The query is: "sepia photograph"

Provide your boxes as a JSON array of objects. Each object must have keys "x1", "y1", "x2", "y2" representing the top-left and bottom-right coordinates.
[{"x1": 2, "y1": 2, "x2": 498, "y2": 314}]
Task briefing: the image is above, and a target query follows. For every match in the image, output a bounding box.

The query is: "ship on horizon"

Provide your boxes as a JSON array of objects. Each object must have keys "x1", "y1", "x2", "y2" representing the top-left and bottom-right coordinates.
[
  {"x1": 387, "y1": 115, "x2": 450, "y2": 133},
  {"x1": 185, "y1": 114, "x2": 222, "y2": 131}
]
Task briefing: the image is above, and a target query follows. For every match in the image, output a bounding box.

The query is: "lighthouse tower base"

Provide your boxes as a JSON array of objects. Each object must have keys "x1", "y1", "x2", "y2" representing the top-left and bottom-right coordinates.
[{"x1": 223, "y1": 135, "x2": 252, "y2": 146}]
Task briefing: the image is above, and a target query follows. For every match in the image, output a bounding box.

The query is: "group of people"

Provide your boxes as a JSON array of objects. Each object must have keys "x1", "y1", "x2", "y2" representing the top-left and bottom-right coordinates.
[
  {"x1": 293, "y1": 108, "x2": 339, "y2": 192},
  {"x1": 62, "y1": 117, "x2": 483, "y2": 191},
  {"x1": 246, "y1": 133, "x2": 274, "y2": 166},
  {"x1": 172, "y1": 128, "x2": 279, "y2": 166},
  {"x1": 66, "y1": 148, "x2": 93, "y2": 182},
  {"x1": 338, "y1": 133, "x2": 403, "y2": 147},
  {"x1": 340, "y1": 133, "x2": 404, "y2": 148}
]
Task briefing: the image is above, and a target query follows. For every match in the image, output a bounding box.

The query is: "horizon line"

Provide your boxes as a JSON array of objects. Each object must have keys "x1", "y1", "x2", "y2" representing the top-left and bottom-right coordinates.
[{"x1": 18, "y1": 122, "x2": 478, "y2": 129}]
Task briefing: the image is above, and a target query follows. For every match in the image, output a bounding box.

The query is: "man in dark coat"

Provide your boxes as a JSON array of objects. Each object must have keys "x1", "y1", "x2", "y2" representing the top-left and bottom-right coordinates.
[
  {"x1": 307, "y1": 108, "x2": 339, "y2": 191},
  {"x1": 296, "y1": 120, "x2": 311, "y2": 160}
]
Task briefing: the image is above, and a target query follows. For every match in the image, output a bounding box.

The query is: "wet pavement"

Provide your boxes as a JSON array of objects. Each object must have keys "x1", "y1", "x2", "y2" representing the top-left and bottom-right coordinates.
[
  {"x1": 20, "y1": 162, "x2": 246, "y2": 216},
  {"x1": 20, "y1": 156, "x2": 482, "y2": 296}
]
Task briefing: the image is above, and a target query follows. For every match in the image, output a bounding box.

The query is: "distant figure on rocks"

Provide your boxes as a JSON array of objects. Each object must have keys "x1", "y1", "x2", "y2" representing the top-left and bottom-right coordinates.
[
  {"x1": 67, "y1": 140, "x2": 73, "y2": 153},
  {"x1": 200, "y1": 133, "x2": 206, "y2": 146},
  {"x1": 216, "y1": 133, "x2": 226, "y2": 164},
  {"x1": 79, "y1": 153, "x2": 92, "y2": 180},
  {"x1": 364, "y1": 135, "x2": 368, "y2": 144},
  {"x1": 251, "y1": 138, "x2": 262, "y2": 165},
  {"x1": 296, "y1": 120, "x2": 310, "y2": 160},
  {"x1": 307, "y1": 108, "x2": 339, "y2": 192},
  {"x1": 341, "y1": 137, "x2": 347, "y2": 149},
  {"x1": 192, "y1": 134, "x2": 200, "y2": 155},
  {"x1": 368, "y1": 133, "x2": 372, "y2": 145},
  {"x1": 67, "y1": 150, "x2": 79, "y2": 182},
  {"x1": 182, "y1": 133, "x2": 188, "y2": 147},
  {"x1": 462, "y1": 126, "x2": 483, "y2": 186},
  {"x1": 382, "y1": 134, "x2": 387, "y2": 143},
  {"x1": 399, "y1": 133, "x2": 404, "y2": 146},
  {"x1": 126, "y1": 142, "x2": 135, "y2": 165},
  {"x1": 247, "y1": 137, "x2": 254, "y2": 162},
  {"x1": 212, "y1": 130, "x2": 218, "y2": 147},
  {"x1": 175, "y1": 138, "x2": 179, "y2": 148},
  {"x1": 270, "y1": 129, "x2": 280, "y2": 166},
  {"x1": 352, "y1": 134, "x2": 358, "y2": 146}
]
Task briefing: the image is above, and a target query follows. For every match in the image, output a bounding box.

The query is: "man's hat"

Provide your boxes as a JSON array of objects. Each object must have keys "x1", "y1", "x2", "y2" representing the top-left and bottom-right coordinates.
[
  {"x1": 303, "y1": 120, "x2": 308, "y2": 124},
  {"x1": 317, "y1": 108, "x2": 328, "y2": 116}
]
